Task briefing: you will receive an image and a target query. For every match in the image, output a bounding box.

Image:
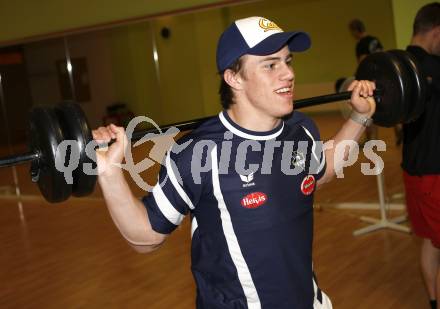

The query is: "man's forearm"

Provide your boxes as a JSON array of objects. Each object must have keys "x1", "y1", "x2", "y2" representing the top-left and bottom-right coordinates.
[
  {"x1": 98, "y1": 171, "x2": 165, "y2": 247},
  {"x1": 332, "y1": 117, "x2": 366, "y2": 147},
  {"x1": 318, "y1": 117, "x2": 367, "y2": 185}
]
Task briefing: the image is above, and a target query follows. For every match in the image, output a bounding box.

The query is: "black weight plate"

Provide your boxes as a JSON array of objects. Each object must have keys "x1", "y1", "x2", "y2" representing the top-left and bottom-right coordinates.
[
  {"x1": 28, "y1": 106, "x2": 72, "y2": 203},
  {"x1": 383, "y1": 50, "x2": 414, "y2": 124},
  {"x1": 55, "y1": 102, "x2": 97, "y2": 197},
  {"x1": 388, "y1": 49, "x2": 427, "y2": 123},
  {"x1": 355, "y1": 52, "x2": 408, "y2": 127}
]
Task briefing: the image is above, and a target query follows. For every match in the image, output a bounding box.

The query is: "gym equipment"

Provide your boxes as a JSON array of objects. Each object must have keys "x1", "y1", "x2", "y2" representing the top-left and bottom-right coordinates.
[{"x1": 0, "y1": 50, "x2": 430, "y2": 202}]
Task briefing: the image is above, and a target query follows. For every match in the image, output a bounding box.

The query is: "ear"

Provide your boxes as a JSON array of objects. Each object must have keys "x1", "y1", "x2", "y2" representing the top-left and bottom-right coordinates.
[
  {"x1": 223, "y1": 69, "x2": 244, "y2": 90},
  {"x1": 427, "y1": 27, "x2": 440, "y2": 47}
]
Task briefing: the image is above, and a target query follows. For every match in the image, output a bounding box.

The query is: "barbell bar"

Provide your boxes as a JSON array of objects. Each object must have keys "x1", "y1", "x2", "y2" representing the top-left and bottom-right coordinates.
[{"x1": 0, "y1": 49, "x2": 429, "y2": 203}]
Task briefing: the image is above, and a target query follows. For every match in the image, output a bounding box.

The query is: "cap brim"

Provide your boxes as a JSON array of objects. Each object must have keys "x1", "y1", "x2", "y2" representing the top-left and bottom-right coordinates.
[{"x1": 248, "y1": 31, "x2": 311, "y2": 56}]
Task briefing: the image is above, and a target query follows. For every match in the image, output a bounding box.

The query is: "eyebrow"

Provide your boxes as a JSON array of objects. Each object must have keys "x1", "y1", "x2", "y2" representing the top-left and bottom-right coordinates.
[{"x1": 259, "y1": 53, "x2": 293, "y2": 63}]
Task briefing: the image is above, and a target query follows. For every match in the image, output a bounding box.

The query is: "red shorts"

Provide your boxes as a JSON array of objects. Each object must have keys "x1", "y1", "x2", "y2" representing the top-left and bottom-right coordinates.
[{"x1": 403, "y1": 171, "x2": 440, "y2": 248}]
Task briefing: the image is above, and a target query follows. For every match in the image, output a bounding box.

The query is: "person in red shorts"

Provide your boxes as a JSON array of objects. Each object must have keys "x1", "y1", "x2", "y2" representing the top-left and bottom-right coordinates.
[{"x1": 401, "y1": 3, "x2": 440, "y2": 309}]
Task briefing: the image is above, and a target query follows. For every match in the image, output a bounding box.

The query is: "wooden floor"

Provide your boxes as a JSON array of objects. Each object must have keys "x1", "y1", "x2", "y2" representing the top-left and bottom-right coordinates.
[{"x1": 0, "y1": 113, "x2": 429, "y2": 308}]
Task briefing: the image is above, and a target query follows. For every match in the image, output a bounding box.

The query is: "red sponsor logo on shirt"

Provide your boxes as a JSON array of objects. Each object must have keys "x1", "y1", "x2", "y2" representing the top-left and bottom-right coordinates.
[
  {"x1": 301, "y1": 175, "x2": 316, "y2": 195},
  {"x1": 241, "y1": 192, "x2": 268, "y2": 209}
]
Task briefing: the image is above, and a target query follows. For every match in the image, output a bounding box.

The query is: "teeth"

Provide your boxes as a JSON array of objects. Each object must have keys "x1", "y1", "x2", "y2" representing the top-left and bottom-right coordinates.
[{"x1": 276, "y1": 87, "x2": 291, "y2": 93}]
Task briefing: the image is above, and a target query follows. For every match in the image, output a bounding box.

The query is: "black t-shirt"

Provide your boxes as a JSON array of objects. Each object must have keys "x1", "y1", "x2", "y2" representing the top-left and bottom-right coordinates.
[
  {"x1": 402, "y1": 45, "x2": 440, "y2": 175},
  {"x1": 356, "y1": 35, "x2": 383, "y2": 59}
]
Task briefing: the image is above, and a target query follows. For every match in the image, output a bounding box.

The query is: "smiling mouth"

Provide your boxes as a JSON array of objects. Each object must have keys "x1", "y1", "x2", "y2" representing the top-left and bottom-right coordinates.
[{"x1": 274, "y1": 87, "x2": 293, "y2": 97}]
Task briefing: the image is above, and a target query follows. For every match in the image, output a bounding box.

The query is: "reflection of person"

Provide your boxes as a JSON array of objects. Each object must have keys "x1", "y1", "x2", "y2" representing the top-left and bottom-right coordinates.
[
  {"x1": 401, "y1": 3, "x2": 440, "y2": 309},
  {"x1": 348, "y1": 19, "x2": 383, "y2": 63},
  {"x1": 349, "y1": 19, "x2": 384, "y2": 143},
  {"x1": 93, "y1": 16, "x2": 375, "y2": 308}
]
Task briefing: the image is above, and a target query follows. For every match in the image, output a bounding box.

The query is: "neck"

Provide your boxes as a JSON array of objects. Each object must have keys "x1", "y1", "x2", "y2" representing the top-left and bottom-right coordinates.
[
  {"x1": 358, "y1": 32, "x2": 367, "y2": 39},
  {"x1": 411, "y1": 34, "x2": 433, "y2": 54},
  {"x1": 226, "y1": 104, "x2": 282, "y2": 132}
]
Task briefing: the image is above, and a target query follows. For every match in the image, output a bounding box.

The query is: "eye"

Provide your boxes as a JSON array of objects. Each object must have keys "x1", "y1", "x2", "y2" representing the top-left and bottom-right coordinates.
[{"x1": 265, "y1": 63, "x2": 276, "y2": 69}]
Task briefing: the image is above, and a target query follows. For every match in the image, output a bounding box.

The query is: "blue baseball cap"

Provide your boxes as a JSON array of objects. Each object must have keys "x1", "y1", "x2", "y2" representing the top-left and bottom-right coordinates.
[{"x1": 216, "y1": 16, "x2": 311, "y2": 72}]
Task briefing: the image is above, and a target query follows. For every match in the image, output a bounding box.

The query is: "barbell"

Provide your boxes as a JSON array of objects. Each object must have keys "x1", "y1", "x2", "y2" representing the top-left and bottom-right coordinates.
[{"x1": 0, "y1": 49, "x2": 429, "y2": 203}]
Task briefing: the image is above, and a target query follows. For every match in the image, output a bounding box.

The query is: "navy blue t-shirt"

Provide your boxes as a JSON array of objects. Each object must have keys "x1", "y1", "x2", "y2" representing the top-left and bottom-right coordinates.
[{"x1": 143, "y1": 110, "x2": 326, "y2": 309}]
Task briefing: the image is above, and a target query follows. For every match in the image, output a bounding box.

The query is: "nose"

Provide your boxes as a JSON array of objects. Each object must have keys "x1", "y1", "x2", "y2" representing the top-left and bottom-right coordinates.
[{"x1": 280, "y1": 63, "x2": 294, "y2": 81}]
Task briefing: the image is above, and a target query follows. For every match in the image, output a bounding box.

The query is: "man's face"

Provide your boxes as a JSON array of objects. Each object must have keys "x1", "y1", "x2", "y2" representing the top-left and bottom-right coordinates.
[
  {"x1": 350, "y1": 29, "x2": 361, "y2": 40},
  {"x1": 237, "y1": 46, "x2": 295, "y2": 119}
]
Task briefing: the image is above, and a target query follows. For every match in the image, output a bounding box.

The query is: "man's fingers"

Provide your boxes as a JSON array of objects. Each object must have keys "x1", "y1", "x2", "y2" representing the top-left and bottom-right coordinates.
[
  {"x1": 93, "y1": 125, "x2": 121, "y2": 142},
  {"x1": 351, "y1": 81, "x2": 361, "y2": 98},
  {"x1": 347, "y1": 80, "x2": 376, "y2": 98},
  {"x1": 92, "y1": 128, "x2": 108, "y2": 143},
  {"x1": 357, "y1": 80, "x2": 375, "y2": 98},
  {"x1": 347, "y1": 80, "x2": 359, "y2": 92},
  {"x1": 109, "y1": 124, "x2": 122, "y2": 140},
  {"x1": 364, "y1": 81, "x2": 371, "y2": 96},
  {"x1": 109, "y1": 124, "x2": 127, "y2": 143}
]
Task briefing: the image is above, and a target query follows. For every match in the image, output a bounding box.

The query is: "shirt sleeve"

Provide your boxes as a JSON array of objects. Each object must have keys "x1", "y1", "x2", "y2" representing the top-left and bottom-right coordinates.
[
  {"x1": 356, "y1": 36, "x2": 383, "y2": 58},
  {"x1": 299, "y1": 116, "x2": 326, "y2": 181},
  {"x1": 142, "y1": 138, "x2": 202, "y2": 234}
]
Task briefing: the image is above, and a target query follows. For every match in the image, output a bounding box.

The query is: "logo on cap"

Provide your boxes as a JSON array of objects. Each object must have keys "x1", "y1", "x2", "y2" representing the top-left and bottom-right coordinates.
[
  {"x1": 258, "y1": 18, "x2": 282, "y2": 32},
  {"x1": 301, "y1": 175, "x2": 315, "y2": 195}
]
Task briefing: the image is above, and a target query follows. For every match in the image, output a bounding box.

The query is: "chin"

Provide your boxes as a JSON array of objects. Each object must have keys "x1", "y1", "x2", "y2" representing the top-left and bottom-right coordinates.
[
  {"x1": 280, "y1": 102, "x2": 294, "y2": 116},
  {"x1": 274, "y1": 107, "x2": 293, "y2": 119}
]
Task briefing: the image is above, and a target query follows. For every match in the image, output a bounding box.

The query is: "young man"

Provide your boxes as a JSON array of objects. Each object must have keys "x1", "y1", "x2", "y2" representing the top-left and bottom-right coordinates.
[
  {"x1": 401, "y1": 3, "x2": 440, "y2": 309},
  {"x1": 93, "y1": 16, "x2": 375, "y2": 309}
]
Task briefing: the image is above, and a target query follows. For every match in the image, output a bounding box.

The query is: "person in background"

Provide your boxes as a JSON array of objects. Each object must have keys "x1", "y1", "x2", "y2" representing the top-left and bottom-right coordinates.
[
  {"x1": 348, "y1": 18, "x2": 387, "y2": 144},
  {"x1": 401, "y1": 3, "x2": 440, "y2": 309},
  {"x1": 349, "y1": 18, "x2": 383, "y2": 63}
]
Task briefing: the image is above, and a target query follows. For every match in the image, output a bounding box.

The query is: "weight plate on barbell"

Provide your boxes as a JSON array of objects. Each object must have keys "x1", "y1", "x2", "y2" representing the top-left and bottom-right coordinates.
[
  {"x1": 28, "y1": 106, "x2": 72, "y2": 203},
  {"x1": 55, "y1": 102, "x2": 97, "y2": 197},
  {"x1": 388, "y1": 49, "x2": 427, "y2": 123},
  {"x1": 383, "y1": 50, "x2": 413, "y2": 126},
  {"x1": 355, "y1": 52, "x2": 408, "y2": 127}
]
